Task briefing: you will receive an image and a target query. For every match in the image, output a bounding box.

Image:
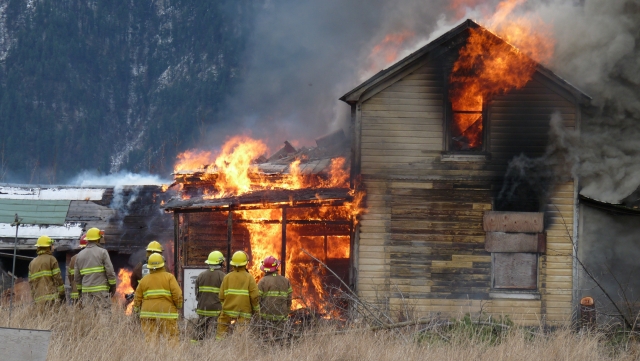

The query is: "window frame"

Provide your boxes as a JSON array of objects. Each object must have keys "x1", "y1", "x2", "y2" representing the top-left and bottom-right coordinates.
[{"x1": 442, "y1": 66, "x2": 492, "y2": 156}]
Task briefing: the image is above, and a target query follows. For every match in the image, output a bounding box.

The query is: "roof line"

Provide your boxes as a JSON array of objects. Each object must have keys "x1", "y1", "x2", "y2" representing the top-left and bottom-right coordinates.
[
  {"x1": 580, "y1": 195, "x2": 640, "y2": 216},
  {"x1": 340, "y1": 19, "x2": 590, "y2": 104}
]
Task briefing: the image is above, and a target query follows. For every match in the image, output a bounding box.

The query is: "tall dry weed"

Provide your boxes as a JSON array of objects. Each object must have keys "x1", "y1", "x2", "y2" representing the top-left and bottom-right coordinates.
[{"x1": 1, "y1": 303, "x2": 639, "y2": 360}]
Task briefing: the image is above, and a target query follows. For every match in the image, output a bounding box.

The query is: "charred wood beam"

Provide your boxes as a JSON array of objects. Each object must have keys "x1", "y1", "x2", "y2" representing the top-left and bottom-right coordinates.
[
  {"x1": 233, "y1": 219, "x2": 350, "y2": 225},
  {"x1": 170, "y1": 199, "x2": 351, "y2": 212}
]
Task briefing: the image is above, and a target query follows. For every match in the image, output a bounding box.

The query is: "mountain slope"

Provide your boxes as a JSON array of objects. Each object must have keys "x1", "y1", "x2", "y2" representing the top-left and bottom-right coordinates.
[{"x1": 0, "y1": 0, "x2": 256, "y2": 182}]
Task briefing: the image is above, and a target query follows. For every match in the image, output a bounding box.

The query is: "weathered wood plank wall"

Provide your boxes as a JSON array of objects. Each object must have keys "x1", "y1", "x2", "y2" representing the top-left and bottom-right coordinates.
[{"x1": 356, "y1": 57, "x2": 577, "y2": 325}]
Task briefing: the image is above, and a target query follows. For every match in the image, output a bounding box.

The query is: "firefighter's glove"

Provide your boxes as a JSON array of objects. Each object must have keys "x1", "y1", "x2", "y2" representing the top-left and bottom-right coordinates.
[
  {"x1": 109, "y1": 284, "x2": 116, "y2": 297},
  {"x1": 125, "y1": 292, "x2": 135, "y2": 302}
]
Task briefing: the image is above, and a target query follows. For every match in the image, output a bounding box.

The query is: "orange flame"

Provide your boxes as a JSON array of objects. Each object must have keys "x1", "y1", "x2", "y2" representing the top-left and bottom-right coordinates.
[
  {"x1": 174, "y1": 150, "x2": 215, "y2": 173},
  {"x1": 214, "y1": 136, "x2": 269, "y2": 196},
  {"x1": 173, "y1": 135, "x2": 360, "y2": 315},
  {"x1": 174, "y1": 136, "x2": 352, "y2": 199},
  {"x1": 364, "y1": 30, "x2": 415, "y2": 79},
  {"x1": 448, "y1": 0, "x2": 555, "y2": 150},
  {"x1": 236, "y1": 208, "x2": 353, "y2": 314},
  {"x1": 115, "y1": 268, "x2": 134, "y2": 315}
]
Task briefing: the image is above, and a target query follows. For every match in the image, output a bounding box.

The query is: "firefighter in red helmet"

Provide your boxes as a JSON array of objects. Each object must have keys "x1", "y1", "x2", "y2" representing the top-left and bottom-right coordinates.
[{"x1": 257, "y1": 255, "x2": 292, "y2": 322}]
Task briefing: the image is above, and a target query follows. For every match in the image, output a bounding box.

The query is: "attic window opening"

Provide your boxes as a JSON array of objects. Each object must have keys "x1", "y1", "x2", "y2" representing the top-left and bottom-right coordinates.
[{"x1": 449, "y1": 95, "x2": 484, "y2": 152}]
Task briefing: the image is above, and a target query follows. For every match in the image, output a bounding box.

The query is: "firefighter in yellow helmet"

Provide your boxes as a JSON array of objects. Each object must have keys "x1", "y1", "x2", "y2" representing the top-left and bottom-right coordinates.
[
  {"x1": 192, "y1": 251, "x2": 226, "y2": 342},
  {"x1": 74, "y1": 228, "x2": 116, "y2": 310},
  {"x1": 216, "y1": 251, "x2": 260, "y2": 340},
  {"x1": 130, "y1": 240, "x2": 163, "y2": 290},
  {"x1": 133, "y1": 253, "x2": 183, "y2": 342},
  {"x1": 28, "y1": 235, "x2": 65, "y2": 306},
  {"x1": 67, "y1": 236, "x2": 88, "y2": 304}
]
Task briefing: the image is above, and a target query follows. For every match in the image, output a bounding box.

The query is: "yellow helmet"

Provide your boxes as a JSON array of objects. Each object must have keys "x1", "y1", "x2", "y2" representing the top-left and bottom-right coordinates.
[
  {"x1": 85, "y1": 228, "x2": 103, "y2": 241},
  {"x1": 148, "y1": 253, "x2": 165, "y2": 269},
  {"x1": 35, "y1": 235, "x2": 53, "y2": 248},
  {"x1": 229, "y1": 251, "x2": 249, "y2": 267},
  {"x1": 205, "y1": 251, "x2": 225, "y2": 265},
  {"x1": 146, "y1": 241, "x2": 164, "y2": 253}
]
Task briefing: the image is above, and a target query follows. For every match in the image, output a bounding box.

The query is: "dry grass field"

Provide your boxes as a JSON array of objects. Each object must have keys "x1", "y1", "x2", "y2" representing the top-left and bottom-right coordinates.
[{"x1": 1, "y1": 303, "x2": 639, "y2": 361}]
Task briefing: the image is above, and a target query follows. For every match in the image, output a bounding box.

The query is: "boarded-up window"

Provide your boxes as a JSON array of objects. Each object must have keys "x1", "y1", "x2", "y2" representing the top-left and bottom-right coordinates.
[{"x1": 492, "y1": 253, "x2": 537, "y2": 289}]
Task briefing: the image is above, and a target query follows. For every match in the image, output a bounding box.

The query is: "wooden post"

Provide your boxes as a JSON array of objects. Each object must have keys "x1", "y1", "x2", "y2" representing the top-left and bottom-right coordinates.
[
  {"x1": 173, "y1": 213, "x2": 180, "y2": 279},
  {"x1": 323, "y1": 222, "x2": 328, "y2": 262},
  {"x1": 281, "y1": 207, "x2": 287, "y2": 276},
  {"x1": 227, "y1": 210, "x2": 233, "y2": 273},
  {"x1": 349, "y1": 216, "x2": 356, "y2": 289}
]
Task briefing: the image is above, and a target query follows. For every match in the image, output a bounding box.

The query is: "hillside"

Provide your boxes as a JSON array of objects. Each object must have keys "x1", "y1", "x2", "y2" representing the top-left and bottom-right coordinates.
[{"x1": 0, "y1": 0, "x2": 257, "y2": 183}]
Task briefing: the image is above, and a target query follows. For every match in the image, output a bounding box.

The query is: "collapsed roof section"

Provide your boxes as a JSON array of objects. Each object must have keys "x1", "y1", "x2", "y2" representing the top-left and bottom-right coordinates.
[
  {"x1": 164, "y1": 187, "x2": 353, "y2": 212},
  {"x1": 171, "y1": 130, "x2": 351, "y2": 199}
]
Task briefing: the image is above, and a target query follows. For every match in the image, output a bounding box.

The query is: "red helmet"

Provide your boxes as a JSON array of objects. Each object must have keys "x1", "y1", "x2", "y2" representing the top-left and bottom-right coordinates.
[
  {"x1": 79, "y1": 235, "x2": 88, "y2": 248},
  {"x1": 260, "y1": 256, "x2": 280, "y2": 273}
]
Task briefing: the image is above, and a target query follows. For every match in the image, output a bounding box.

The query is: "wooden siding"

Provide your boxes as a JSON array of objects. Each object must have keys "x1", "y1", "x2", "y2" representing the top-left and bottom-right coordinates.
[
  {"x1": 388, "y1": 182, "x2": 493, "y2": 300},
  {"x1": 540, "y1": 181, "x2": 575, "y2": 325},
  {"x1": 357, "y1": 179, "x2": 391, "y2": 306},
  {"x1": 357, "y1": 179, "x2": 575, "y2": 325},
  {"x1": 360, "y1": 64, "x2": 576, "y2": 180},
  {"x1": 360, "y1": 65, "x2": 444, "y2": 178},
  {"x1": 489, "y1": 76, "x2": 577, "y2": 174},
  {"x1": 356, "y1": 59, "x2": 577, "y2": 325}
]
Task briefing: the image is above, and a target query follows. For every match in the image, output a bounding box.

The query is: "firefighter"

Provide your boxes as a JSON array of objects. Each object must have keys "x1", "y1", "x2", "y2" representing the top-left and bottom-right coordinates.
[
  {"x1": 257, "y1": 256, "x2": 292, "y2": 322},
  {"x1": 133, "y1": 253, "x2": 183, "y2": 342},
  {"x1": 67, "y1": 236, "x2": 88, "y2": 304},
  {"x1": 28, "y1": 235, "x2": 65, "y2": 306},
  {"x1": 216, "y1": 251, "x2": 260, "y2": 340},
  {"x1": 192, "y1": 251, "x2": 226, "y2": 342},
  {"x1": 130, "y1": 240, "x2": 163, "y2": 291},
  {"x1": 74, "y1": 228, "x2": 116, "y2": 310}
]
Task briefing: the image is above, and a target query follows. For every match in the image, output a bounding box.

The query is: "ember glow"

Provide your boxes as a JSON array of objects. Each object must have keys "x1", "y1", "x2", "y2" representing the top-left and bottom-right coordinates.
[
  {"x1": 115, "y1": 268, "x2": 134, "y2": 314},
  {"x1": 449, "y1": 0, "x2": 555, "y2": 150}
]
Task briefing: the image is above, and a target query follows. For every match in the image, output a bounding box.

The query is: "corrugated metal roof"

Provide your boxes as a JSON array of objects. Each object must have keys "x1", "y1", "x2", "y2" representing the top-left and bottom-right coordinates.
[{"x1": 0, "y1": 199, "x2": 71, "y2": 225}]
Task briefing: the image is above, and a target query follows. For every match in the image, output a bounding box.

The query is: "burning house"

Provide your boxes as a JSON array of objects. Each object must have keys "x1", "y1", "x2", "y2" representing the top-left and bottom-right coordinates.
[
  {"x1": 338, "y1": 19, "x2": 590, "y2": 325},
  {"x1": 164, "y1": 18, "x2": 596, "y2": 325},
  {"x1": 164, "y1": 134, "x2": 359, "y2": 316}
]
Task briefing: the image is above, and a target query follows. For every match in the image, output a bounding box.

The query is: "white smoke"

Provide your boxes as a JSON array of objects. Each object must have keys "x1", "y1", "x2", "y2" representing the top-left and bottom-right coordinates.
[{"x1": 67, "y1": 170, "x2": 170, "y2": 187}]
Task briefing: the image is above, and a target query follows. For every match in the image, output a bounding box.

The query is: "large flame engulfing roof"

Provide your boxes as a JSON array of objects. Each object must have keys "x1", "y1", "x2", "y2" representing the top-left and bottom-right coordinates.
[
  {"x1": 171, "y1": 132, "x2": 361, "y2": 315},
  {"x1": 448, "y1": 0, "x2": 555, "y2": 150}
]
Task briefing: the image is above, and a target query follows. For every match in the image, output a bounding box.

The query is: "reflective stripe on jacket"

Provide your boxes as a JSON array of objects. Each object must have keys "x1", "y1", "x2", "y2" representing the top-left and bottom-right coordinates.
[
  {"x1": 258, "y1": 273, "x2": 292, "y2": 321},
  {"x1": 67, "y1": 254, "x2": 79, "y2": 299},
  {"x1": 133, "y1": 267, "x2": 183, "y2": 319},
  {"x1": 29, "y1": 250, "x2": 64, "y2": 303},
  {"x1": 195, "y1": 268, "x2": 225, "y2": 317},
  {"x1": 219, "y1": 267, "x2": 259, "y2": 319},
  {"x1": 74, "y1": 243, "x2": 116, "y2": 293}
]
